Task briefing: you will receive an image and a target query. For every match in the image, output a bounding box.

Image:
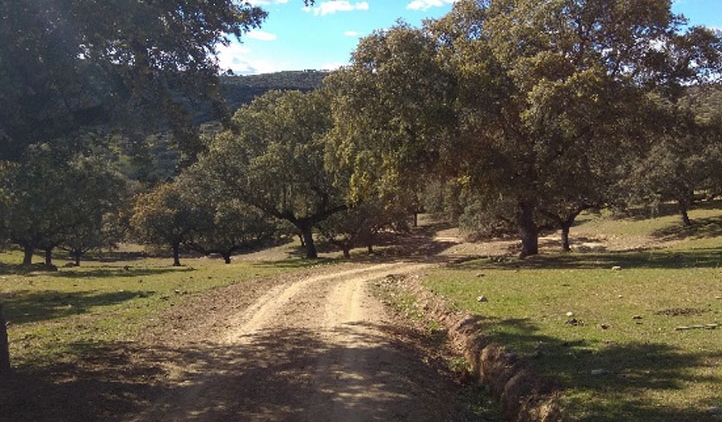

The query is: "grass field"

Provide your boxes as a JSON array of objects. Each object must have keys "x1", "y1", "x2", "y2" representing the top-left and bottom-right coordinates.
[
  {"x1": 2, "y1": 205, "x2": 721, "y2": 421},
  {"x1": 424, "y1": 207, "x2": 722, "y2": 421},
  {"x1": 0, "y1": 248, "x2": 323, "y2": 371}
]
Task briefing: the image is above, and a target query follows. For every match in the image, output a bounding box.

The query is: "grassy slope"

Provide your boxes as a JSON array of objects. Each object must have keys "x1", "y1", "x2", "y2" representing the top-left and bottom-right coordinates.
[
  {"x1": 425, "y1": 207, "x2": 722, "y2": 422},
  {"x1": 0, "y1": 250, "x2": 321, "y2": 370}
]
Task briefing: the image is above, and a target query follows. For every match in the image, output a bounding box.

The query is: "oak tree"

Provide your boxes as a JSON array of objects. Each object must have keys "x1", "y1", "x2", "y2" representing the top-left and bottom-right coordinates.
[
  {"x1": 193, "y1": 90, "x2": 346, "y2": 259},
  {"x1": 330, "y1": 0, "x2": 721, "y2": 256},
  {"x1": 130, "y1": 183, "x2": 200, "y2": 266}
]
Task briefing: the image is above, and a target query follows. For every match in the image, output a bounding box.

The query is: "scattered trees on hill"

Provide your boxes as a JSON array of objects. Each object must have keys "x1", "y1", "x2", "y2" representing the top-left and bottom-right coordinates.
[
  {"x1": 1, "y1": 0, "x2": 721, "y2": 266},
  {"x1": 0, "y1": 0, "x2": 269, "y2": 164}
]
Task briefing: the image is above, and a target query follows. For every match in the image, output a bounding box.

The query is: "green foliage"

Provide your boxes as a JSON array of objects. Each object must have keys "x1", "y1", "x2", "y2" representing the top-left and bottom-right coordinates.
[
  {"x1": 317, "y1": 199, "x2": 411, "y2": 258},
  {"x1": 0, "y1": 0, "x2": 267, "y2": 162},
  {"x1": 57, "y1": 155, "x2": 129, "y2": 264},
  {"x1": 130, "y1": 183, "x2": 200, "y2": 266},
  {"x1": 193, "y1": 89, "x2": 346, "y2": 258},
  {"x1": 177, "y1": 172, "x2": 281, "y2": 263},
  {"x1": 329, "y1": 0, "x2": 722, "y2": 257},
  {"x1": 326, "y1": 23, "x2": 455, "y2": 202},
  {"x1": 1, "y1": 145, "x2": 127, "y2": 266},
  {"x1": 620, "y1": 86, "x2": 722, "y2": 225}
]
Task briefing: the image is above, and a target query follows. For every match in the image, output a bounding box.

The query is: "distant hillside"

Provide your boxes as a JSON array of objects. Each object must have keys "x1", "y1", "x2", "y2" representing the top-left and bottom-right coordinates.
[
  {"x1": 119, "y1": 70, "x2": 331, "y2": 183},
  {"x1": 220, "y1": 70, "x2": 330, "y2": 113}
]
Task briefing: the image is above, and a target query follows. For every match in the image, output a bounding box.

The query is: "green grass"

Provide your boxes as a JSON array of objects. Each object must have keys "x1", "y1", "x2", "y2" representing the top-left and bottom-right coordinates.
[
  {"x1": 424, "y1": 208, "x2": 722, "y2": 421},
  {"x1": 0, "y1": 249, "x2": 320, "y2": 370}
]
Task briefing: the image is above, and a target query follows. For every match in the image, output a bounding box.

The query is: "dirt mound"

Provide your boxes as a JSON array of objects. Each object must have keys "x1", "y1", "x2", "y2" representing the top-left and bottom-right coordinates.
[{"x1": 386, "y1": 273, "x2": 565, "y2": 422}]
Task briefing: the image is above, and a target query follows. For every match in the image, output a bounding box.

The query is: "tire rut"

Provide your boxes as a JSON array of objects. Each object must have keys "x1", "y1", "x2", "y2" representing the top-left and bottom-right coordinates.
[{"x1": 126, "y1": 262, "x2": 473, "y2": 422}]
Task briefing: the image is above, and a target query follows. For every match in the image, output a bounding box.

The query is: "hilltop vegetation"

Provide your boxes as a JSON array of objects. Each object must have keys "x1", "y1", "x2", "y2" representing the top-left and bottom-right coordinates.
[{"x1": 220, "y1": 70, "x2": 329, "y2": 113}]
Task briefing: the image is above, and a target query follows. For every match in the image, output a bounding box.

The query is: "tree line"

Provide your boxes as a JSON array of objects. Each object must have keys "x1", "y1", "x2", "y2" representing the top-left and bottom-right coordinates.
[{"x1": 2, "y1": 0, "x2": 722, "y2": 270}]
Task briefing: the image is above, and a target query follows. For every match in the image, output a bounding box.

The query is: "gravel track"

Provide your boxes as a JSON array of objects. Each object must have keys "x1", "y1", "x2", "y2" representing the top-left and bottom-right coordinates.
[{"x1": 125, "y1": 262, "x2": 478, "y2": 422}]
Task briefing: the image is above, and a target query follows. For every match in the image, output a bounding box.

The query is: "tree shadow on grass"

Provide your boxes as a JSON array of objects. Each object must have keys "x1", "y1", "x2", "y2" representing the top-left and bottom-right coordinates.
[
  {"x1": 455, "y1": 248, "x2": 722, "y2": 271},
  {"x1": 0, "y1": 324, "x2": 492, "y2": 422},
  {"x1": 0, "y1": 263, "x2": 191, "y2": 278},
  {"x1": 614, "y1": 199, "x2": 722, "y2": 221},
  {"x1": 52, "y1": 266, "x2": 193, "y2": 279},
  {"x1": 253, "y1": 256, "x2": 338, "y2": 269},
  {"x1": 652, "y1": 216, "x2": 722, "y2": 241},
  {"x1": 465, "y1": 315, "x2": 722, "y2": 422},
  {"x1": 0, "y1": 290, "x2": 154, "y2": 324}
]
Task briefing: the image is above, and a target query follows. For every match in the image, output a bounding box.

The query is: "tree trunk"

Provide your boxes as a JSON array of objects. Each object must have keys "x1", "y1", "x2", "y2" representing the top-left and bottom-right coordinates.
[
  {"x1": 342, "y1": 247, "x2": 351, "y2": 259},
  {"x1": 300, "y1": 224, "x2": 318, "y2": 259},
  {"x1": 677, "y1": 196, "x2": 692, "y2": 226},
  {"x1": 223, "y1": 253, "x2": 231, "y2": 264},
  {"x1": 413, "y1": 212, "x2": 418, "y2": 228},
  {"x1": 70, "y1": 248, "x2": 82, "y2": 266},
  {"x1": 172, "y1": 243, "x2": 181, "y2": 266},
  {"x1": 367, "y1": 244, "x2": 374, "y2": 255},
  {"x1": 22, "y1": 244, "x2": 34, "y2": 266},
  {"x1": 0, "y1": 304, "x2": 10, "y2": 375},
  {"x1": 44, "y1": 247, "x2": 53, "y2": 266},
  {"x1": 517, "y1": 201, "x2": 539, "y2": 258},
  {"x1": 561, "y1": 222, "x2": 572, "y2": 252},
  {"x1": 680, "y1": 206, "x2": 692, "y2": 227}
]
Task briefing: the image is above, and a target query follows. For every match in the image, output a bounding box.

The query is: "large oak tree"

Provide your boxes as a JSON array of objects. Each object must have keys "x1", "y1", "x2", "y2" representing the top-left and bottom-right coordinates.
[
  {"x1": 329, "y1": 0, "x2": 721, "y2": 256},
  {"x1": 193, "y1": 90, "x2": 346, "y2": 259}
]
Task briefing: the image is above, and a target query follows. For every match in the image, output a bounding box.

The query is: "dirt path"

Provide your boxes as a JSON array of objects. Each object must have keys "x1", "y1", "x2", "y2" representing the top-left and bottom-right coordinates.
[{"x1": 126, "y1": 262, "x2": 479, "y2": 422}]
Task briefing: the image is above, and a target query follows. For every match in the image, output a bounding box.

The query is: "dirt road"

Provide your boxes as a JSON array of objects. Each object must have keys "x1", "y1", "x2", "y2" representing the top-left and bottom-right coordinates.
[{"x1": 126, "y1": 261, "x2": 482, "y2": 422}]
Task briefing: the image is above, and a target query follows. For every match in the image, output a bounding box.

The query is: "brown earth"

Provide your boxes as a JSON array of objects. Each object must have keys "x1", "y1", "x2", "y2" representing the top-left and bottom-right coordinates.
[{"x1": 0, "y1": 259, "x2": 498, "y2": 422}]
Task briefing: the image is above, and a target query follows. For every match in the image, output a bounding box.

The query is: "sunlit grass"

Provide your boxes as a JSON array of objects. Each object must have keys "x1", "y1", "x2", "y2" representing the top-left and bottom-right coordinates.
[
  {"x1": 0, "y1": 249, "x2": 321, "y2": 370},
  {"x1": 424, "y1": 207, "x2": 722, "y2": 421}
]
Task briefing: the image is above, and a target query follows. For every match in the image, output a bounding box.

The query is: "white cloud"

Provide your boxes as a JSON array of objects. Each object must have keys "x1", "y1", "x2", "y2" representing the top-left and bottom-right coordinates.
[
  {"x1": 215, "y1": 42, "x2": 279, "y2": 75},
  {"x1": 320, "y1": 61, "x2": 346, "y2": 71},
  {"x1": 344, "y1": 31, "x2": 360, "y2": 37},
  {"x1": 304, "y1": 1, "x2": 369, "y2": 16},
  {"x1": 406, "y1": 0, "x2": 458, "y2": 11},
  {"x1": 247, "y1": 30, "x2": 277, "y2": 41}
]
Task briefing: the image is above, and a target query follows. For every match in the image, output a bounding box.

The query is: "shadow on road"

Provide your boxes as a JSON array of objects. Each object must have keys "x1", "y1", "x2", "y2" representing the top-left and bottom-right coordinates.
[{"x1": 0, "y1": 323, "x2": 491, "y2": 422}]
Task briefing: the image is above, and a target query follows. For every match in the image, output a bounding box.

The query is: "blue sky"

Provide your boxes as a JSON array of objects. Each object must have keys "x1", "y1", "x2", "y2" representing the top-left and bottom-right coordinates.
[{"x1": 217, "y1": 0, "x2": 722, "y2": 75}]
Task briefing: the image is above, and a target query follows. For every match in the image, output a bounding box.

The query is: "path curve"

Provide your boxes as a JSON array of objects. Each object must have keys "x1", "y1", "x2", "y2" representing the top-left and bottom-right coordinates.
[{"x1": 127, "y1": 262, "x2": 473, "y2": 422}]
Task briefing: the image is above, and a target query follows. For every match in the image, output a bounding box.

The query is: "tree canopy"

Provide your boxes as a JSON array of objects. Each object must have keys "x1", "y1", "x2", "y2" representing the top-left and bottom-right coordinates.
[
  {"x1": 0, "y1": 0, "x2": 267, "y2": 162},
  {"x1": 328, "y1": 0, "x2": 722, "y2": 256},
  {"x1": 2, "y1": 145, "x2": 126, "y2": 266},
  {"x1": 192, "y1": 89, "x2": 346, "y2": 259}
]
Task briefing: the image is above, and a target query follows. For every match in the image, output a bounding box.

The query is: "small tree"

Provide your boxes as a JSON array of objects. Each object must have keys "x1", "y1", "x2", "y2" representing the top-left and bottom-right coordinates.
[
  {"x1": 185, "y1": 200, "x2": 279, "y2": 263},
  {"x1": 178, "y1": 169, "x2": 280, "y2": 263},
  {"x1": 2, "y1": 145, "x2": 81, "y2": 266},
  {"x1": 58, "y1": 155, "x2": 128, "y2": 265},
  {"x1": 130, "y1": 183, "x2": 201, "y2": 266}
]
